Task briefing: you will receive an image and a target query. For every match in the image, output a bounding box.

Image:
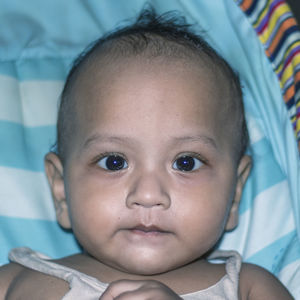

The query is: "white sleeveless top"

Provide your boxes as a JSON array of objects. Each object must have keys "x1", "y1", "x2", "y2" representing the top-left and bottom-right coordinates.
[{"x1": 9, "y1": 247, "x2": 241, "y2": 299}]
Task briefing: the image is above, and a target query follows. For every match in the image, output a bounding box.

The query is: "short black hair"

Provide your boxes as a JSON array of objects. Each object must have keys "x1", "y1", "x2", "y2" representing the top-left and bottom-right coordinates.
[{"x1": 56, "y1": 7, "x2": 249, "y2": 163}]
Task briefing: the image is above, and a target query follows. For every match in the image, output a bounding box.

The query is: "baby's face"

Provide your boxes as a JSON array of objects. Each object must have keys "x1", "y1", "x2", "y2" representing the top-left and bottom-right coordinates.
[{"x1": 63, "y1": 58, "x2": 241, "y2": 275}]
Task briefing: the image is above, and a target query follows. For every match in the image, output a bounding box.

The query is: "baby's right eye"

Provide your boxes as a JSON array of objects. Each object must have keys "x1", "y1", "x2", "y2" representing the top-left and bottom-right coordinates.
[{"x1": 97, "y1": 154, "x2": 128, "y2": 171}]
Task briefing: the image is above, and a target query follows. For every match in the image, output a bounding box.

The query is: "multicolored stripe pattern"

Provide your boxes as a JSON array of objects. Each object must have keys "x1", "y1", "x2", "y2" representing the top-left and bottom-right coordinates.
[{"x1": 237, "y1": 0, "x2": 300, "y2": 152}]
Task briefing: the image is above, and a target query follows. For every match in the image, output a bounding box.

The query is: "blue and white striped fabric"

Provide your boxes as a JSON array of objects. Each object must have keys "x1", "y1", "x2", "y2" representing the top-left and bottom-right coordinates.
[{"x1": 0, "y1": 0, "x2": 299, "y2": 297}]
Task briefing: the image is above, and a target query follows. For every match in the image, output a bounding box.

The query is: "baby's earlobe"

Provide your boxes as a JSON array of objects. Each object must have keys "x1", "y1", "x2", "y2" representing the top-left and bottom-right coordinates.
[{"x1": 54, "y1": 199, "x2": 72, "y2": 229}]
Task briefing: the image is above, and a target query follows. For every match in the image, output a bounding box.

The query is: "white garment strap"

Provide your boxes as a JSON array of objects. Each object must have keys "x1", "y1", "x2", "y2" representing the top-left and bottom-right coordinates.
[{"x1": 209, "y1": 250, "x2": 241, "y2": 298}]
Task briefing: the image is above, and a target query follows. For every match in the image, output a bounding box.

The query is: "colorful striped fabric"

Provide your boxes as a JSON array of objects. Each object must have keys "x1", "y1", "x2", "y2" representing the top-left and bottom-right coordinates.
[{"x1": 237, "y1": 0, "x2": 300, "y2": 153}]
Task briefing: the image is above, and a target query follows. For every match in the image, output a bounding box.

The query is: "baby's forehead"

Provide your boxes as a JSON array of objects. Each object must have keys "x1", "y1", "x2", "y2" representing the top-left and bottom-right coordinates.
[
  {"x1": 72, "y1": 55, "x2": 234, "y2": 136},
  {"x1": 76, "y1": 55, "x2": 227, "y2": 106},
  {"x1": 78, "y1": 51, "x2": 229, "y2": 93}
]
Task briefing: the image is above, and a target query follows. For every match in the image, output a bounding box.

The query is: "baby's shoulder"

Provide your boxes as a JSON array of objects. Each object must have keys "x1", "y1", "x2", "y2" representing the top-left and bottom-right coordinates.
[
  {"x1": 239, "y1": 263, "x2": 293, "y2": 300},
  {"x1": 0, "y1": 262, "x2": 69, "y2": 300}
]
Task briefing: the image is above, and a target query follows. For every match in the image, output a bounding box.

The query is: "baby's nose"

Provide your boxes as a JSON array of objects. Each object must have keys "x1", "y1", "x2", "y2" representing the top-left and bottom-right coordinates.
[{"x1": 125, "y1": 173, "x2": 171, "y2": 209}]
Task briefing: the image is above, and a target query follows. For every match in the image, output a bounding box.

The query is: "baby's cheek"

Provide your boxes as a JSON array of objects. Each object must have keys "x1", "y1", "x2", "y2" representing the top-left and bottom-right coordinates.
[{"x1": 182, "y1": 203, "x2": 228, "y2": 241}]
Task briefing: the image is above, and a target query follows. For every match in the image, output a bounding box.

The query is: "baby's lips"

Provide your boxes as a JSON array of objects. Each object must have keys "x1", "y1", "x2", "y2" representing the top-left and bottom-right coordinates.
[{"x1": 130, "y1": 224, "x2": 166, "y2": 233}]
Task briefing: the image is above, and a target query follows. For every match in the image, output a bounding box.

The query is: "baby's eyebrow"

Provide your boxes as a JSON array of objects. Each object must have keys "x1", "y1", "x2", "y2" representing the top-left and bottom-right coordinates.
[
  {"x1": 171, "y1": 135, "x2": 218, "y2": 150},
  {"x1": 81, "y1": 134, "x2": 137, "y2": 150}
]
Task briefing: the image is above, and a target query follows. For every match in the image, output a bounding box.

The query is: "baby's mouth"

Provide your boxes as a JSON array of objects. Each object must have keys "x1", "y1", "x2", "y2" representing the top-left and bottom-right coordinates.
[
  {"x1": 126, "y1": 224, "x2": 171, "y2": 237},
  {"x1": 131, "y1": 224, "x2": 165, "y2": 234},
  {"x1": 119, "y1": 224, "x2": 174, "y2": 246}
]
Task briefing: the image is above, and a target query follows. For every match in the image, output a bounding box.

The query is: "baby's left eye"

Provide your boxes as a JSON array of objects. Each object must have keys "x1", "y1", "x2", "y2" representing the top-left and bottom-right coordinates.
[{"x1": 173, "y1": 155, "x2": 203, "y2": 172}]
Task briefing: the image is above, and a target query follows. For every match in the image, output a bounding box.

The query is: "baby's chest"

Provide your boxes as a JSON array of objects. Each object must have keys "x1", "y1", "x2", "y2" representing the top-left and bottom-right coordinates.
[{"x1": 7, "y1": 268, "x2": 70, "y2": 300}]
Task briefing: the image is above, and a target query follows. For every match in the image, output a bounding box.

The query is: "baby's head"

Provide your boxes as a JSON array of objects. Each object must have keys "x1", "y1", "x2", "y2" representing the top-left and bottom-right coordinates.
[{"x1": 45, "y1": 9, "x2": 251, "y2": 275}]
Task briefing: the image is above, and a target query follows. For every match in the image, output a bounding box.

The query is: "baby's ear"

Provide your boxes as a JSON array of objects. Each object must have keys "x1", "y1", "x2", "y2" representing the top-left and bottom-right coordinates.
[
  {"x1": 225, "y1": 155, "x2": 252, "y2": 231},
  {"x1": 44, "y1": 152, "x2": 71, "y2": 229}
]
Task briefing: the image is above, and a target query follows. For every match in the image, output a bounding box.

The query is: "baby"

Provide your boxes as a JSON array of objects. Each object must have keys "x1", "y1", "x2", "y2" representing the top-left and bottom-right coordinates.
[{"x1": 0, "y1": 8, "x2": 293, "y2": 300}]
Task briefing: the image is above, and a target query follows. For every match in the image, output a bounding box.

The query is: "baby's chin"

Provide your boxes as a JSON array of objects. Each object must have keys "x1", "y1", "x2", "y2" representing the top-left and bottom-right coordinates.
[
  {"x1": 85, "y1": 242, "x2": 200, "y2": 277},
  {"x1": 103, "y1": 254, "x2": 191, "y2": 277}
]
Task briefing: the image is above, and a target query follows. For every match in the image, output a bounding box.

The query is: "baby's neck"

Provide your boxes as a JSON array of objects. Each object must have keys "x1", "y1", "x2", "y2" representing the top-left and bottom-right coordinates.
[{"x1": 55, "y1": 252, "x2": 226, "y2": 295}]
